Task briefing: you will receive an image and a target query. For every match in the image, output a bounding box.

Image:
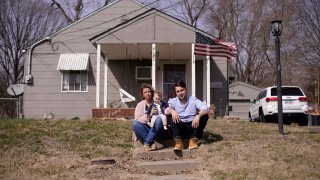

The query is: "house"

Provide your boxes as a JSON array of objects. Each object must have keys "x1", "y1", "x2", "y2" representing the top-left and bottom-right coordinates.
[
  {"x1": 228, "y1": 81, "x2": 262, "y2": 119},
  {"x1": 23, "y1": 0, "x2": 230, "y2": 119}
]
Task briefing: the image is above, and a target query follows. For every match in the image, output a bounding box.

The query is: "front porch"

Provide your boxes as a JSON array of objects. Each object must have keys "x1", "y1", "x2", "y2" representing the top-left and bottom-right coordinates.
[
  {"x1": 90, "y1": 9, "x2": 215, "y2": 109},
  {"x1": 93, "y1": 43, "x2": 212, "y2": 108}
]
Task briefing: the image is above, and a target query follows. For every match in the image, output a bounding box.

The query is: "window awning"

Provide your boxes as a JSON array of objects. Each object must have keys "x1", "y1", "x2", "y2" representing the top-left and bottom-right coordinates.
[{"x1": 57, "y1": 53, "x2": 89, "y2": 71}]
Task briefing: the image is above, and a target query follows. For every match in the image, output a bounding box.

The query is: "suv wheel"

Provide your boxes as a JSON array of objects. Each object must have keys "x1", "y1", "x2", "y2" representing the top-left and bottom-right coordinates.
[
  {"x1": 259, "y1": 110, "x2": 267, "y2": 123},
  {"x1": 298, "y1": 116, "x2": 308, "y2": 126},
  {"x1": 249, "y1": 112, "x2": 253, "y2": 122}
]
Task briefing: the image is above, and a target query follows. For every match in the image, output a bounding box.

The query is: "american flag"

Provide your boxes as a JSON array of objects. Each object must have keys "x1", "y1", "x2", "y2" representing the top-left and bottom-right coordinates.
[{"x1": 194, "y1": 32, "x2": 237, "y2": 59}]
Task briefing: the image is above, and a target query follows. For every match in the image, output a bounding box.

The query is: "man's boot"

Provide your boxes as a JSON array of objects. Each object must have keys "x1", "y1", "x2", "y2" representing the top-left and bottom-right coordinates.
[
  {"x1": 188, "y1": 137, "x2": 199, "y2": 150},
  {"x1": 173, "y1": 138, "x2": 184, "y2": 151}
]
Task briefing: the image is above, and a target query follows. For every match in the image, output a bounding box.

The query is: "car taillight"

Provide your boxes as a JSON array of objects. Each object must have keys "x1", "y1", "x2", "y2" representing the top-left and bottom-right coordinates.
[
  {"x1": 266, "y1": 97, "x2": 277, "y2": 102},
  {"x1": 298, "y1": 97, "x2": 307, "y2": 102}
]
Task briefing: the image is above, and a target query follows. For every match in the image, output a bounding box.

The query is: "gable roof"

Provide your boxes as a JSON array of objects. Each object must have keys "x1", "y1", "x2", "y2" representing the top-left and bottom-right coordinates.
[
  {"x1": 229, "y1": 81, "x2": 262, "y2": 100},
  {"x1": 90, "y1": 8, "x2": 215, "y2": 44},
  {"x1": 48, "y1": 0, "x2": 148, "y2": 39},
  {"x1": 30, "y1": 0, "x2": 217, "y2": 49},
  {"x1": 229, "y1": 81, "x2": 262, "y2": 91}
]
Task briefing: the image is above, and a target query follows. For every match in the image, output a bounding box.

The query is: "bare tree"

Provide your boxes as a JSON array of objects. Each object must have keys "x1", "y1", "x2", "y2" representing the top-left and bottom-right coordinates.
[
  {"x1": 294, "y1": 0, "x2": 320, "y2": 104},
  {"x1": 296, "y1": 0, "x2": 320, "y2": 66},
  {"x1": 205, "y1": 0, "x2": 309, "y2": 89},
  {"x1": 180, "y1": 0, "x2": 210, "y2": 27},
  {"x1": 0, "y1": 0, "x2": 64, "y2": 97},
  {"x1": 51, "y1": 0, "x2": 111, "y2": 23},
  {"x1": 51, "y1": 0, "x2": 84, "y2": 23},
  {"x1": 206, "y1": 0, "x2": 271, "y2": 86},
  {"x1": 141, "y1": 0, "x2": 209, "y2": 27}
]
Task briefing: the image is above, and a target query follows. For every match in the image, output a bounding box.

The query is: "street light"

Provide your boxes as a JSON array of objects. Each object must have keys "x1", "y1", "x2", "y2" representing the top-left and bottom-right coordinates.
[{"x1": 271, "y1": 20, "x2": 284, "y2": 135}]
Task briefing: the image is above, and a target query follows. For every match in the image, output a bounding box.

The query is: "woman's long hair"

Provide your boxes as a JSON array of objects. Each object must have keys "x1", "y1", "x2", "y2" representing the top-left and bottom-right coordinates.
[{"x1": 139, "y1": 84, "x2": 154, "y2": 100}]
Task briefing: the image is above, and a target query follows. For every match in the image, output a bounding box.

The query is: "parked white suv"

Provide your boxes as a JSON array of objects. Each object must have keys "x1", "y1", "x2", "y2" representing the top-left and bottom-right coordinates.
[{"x1": 249, "y1": 86, "x2": 308, "y2": 126}]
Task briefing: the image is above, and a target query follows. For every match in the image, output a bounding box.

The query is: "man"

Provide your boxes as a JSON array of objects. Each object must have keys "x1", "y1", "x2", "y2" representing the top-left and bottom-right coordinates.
[{"x1": 165, "y1": 80, "x2": 209, "y2": 151}]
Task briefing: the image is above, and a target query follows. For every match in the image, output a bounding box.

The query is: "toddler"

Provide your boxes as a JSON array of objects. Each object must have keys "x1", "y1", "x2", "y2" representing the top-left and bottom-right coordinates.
[{"x1": 146, "y1": 91, "x2": 168, "y2": 130}]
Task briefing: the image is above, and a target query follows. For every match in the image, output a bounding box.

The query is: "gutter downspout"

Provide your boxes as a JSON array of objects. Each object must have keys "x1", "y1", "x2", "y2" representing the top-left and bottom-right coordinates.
[{"x1": 25, "y1": 37, "x2": 51, "y2": 85}]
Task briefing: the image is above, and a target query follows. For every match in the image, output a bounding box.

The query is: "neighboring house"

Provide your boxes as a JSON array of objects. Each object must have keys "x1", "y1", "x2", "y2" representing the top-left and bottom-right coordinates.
[
  {"x1": 23, "y1": 0, "x2": 230, "y2": 119},
  {"x1": 228, "y1": 81, "x2": 262, "y2": 120}
]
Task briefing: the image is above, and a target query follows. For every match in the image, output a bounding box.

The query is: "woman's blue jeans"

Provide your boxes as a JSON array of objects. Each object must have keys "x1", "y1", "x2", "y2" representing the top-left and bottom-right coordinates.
[{"x1": 132, "y1": 116, "x2": 164, "y2": 145}]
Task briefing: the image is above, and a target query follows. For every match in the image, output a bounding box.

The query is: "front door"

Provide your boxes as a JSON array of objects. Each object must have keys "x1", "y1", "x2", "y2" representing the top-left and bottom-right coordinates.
[{"x1": 162, "y1": 64, "x2": 186, "y2": 101}]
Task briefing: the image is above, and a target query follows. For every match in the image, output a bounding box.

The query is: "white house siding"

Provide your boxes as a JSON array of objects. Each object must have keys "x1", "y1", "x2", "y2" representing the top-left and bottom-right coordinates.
[
  {"x1": 229, "y1": 81, "x2": 262, "y2": 120},
  {"x1": 228, "y1": 102, "x2": 250, "y2": 119},
  {"x1": 195, "y1": 61, "x2": 204, "y2": 100},
  {"x1": 211, "y1": 57, "x2": 228, "y2": 117},
  {"x1": 107, "y1": 60, "x2": 153, "y2": 107},
  {"x1": 23, "y1": 52, "x2": 95, "y2": 119},
  {"x1": 23, "y1": 0, "x2": 148, "y2": 119}
]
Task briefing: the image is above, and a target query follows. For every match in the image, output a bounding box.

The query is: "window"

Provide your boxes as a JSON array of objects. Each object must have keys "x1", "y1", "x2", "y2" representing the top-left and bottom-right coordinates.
[
  {"x1": 62, "y1": 71, "x2": 88, "y2": 92},
  {"x1": 256, "y1": 90, "x2": 266, "y2": 101},
  {"x1": 271, "y1": 87, "x2": 304, "y2": 96},
  {"x1": 136, "y1": 66, "x2": 152, "y2": 80}
]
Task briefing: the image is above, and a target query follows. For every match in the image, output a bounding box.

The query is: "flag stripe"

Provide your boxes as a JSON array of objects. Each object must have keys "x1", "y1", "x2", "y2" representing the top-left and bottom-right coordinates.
[
  {"x1": 194, "y1": 32, "x2": 237, "y2": 59},
  {"x1": 194, "y1": 44, "x2": 236, "y2": 57}
]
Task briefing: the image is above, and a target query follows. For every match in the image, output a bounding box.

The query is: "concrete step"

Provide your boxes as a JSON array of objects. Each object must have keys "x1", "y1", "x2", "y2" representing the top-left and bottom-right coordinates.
[
  {"x1": 133, "y1": 148, "x2": 201, "y2": 160},
  {"x1": 119, "y1": 171, "x2": 211, "y2": 180},
  {"x1": 136, "y1": 159, "x2": 202, "y2": 173},
  {"x1": 133, "y1": 140, "x2": 208, "y2": 160},
  {"x1": 119, "y1": 173, "x2": 210, "y2": 180},
  {"x1": 148, "y1": 174, "x2": 210, "y2": 180},
  {"x1": 133, "y1": 139, "x2": 174, "y2": 149}
]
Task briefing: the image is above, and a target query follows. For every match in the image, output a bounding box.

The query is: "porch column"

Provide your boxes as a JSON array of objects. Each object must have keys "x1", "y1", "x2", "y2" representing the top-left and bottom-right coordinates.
[
  {"x1": 96, "y1": 44, "x2": 101, "y2": 108},
  {"x1": 205, "y1": 56, "x2": 211, "y2": 105},
  {"x1": 152, "y1": 43, "x2": 156, "y2": 89},
  {"x1": 191, "y1": 43, "x2": 196, "y2": 96},
  {"x1": 103, "y1": 56, "x2": 108, "y2": 108}
]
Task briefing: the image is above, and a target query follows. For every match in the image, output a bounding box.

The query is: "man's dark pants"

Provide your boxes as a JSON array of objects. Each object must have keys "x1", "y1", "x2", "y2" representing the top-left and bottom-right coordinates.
[{"x1": 168, "y1": 114, "x2": 209, "y2": 140}]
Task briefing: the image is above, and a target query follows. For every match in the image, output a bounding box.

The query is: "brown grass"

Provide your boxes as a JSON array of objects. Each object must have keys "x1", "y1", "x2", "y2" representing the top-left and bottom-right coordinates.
[
  {"x1": 204, "y1": 119, "x2": 320, "y2": 179},
  {"x1": 0, "y1": 118, "x2": 319, "y2": 179}
]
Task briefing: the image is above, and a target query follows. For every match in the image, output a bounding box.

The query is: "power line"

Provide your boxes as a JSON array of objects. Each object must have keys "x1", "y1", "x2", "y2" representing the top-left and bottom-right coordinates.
[
  {"x1": 91, "y1": 5, "x2": 200, "y2": 44},
  {"x1": 60, "y1": 0, "x2": 199, "y2": 44},
  {"x1": 57, "y1": 0, "x2": 161, "y2": 36},
  {"x1": 160, "y1": 0, "x2": 184, "y2": 12}
]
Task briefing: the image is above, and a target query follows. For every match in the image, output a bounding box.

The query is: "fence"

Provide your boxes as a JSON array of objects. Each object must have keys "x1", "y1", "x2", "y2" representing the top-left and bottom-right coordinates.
[{"x1": 0, "y1": 97, "x2": 21, "y2": 119}]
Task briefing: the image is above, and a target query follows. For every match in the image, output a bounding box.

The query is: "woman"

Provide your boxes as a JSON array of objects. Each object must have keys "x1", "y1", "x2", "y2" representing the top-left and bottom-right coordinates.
[{"x1": 132, "y1": 84, "x2": 164, "y2": 151}]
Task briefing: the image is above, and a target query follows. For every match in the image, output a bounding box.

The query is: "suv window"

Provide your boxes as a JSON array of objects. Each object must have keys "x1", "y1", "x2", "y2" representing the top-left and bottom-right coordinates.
[
  {"x1": 256, "y1": 92, "x2": 261, "y2": 101},
  {"x1": 270, "y1": 87, "x2": 304, "y2": 96},
  {"x1": 256, "y1": 90, "x2": 267, "y2": 101},
  {"x1": 261, "y1": 90, "x2": 267, "y2": 99}
]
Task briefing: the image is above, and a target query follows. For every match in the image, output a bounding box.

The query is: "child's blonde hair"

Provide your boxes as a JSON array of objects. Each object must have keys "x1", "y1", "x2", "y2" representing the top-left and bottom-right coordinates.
[{"x1": 154, "y1": 91, "x2": 162, "y2": 98}]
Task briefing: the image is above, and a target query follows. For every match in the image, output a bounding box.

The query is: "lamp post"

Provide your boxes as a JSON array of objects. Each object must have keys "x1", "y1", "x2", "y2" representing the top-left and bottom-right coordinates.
[{"x1": 271, "y1": 20, "x2": 284, "y2": 135}]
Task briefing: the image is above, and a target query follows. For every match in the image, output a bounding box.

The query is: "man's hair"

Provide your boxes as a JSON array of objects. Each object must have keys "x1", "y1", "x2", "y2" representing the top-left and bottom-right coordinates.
[
  {"x1": 140, "y1": 84, "x2": 154, "y2": 100},
  {"x1": 174, "y1": 80, "x2": 186, "y2": 89}
]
